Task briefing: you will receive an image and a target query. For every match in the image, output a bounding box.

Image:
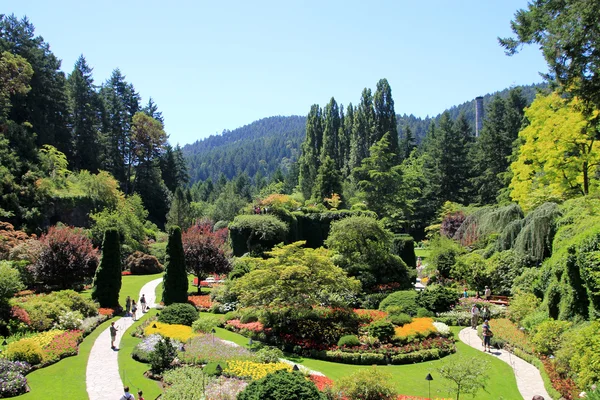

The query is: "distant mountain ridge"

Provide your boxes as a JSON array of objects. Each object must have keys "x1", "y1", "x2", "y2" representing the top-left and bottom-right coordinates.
[{"x1": 183, "y1": 82, "x2": 546, "y2": 184}]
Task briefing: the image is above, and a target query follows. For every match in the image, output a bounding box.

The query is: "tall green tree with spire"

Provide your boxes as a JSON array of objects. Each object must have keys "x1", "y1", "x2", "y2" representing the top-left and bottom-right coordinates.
[
  {"x1": 68, "y1": 55, "x2": 102, "y2": 173},
  {"x1": 373, "y1": 78, "x2": 399, "y2": 159},
  {"x1": 298, "y1": 104, "x2": 323, "y2": 199},
  {"x1": 348, "y1": 89, "x2": 374, "y2": 172},
  {"x1": 321, "y1": 97, "x2": 341, "y2": 167},
  {"x1": 313, "y1": 155, "x2": 342, "y2": 205}
]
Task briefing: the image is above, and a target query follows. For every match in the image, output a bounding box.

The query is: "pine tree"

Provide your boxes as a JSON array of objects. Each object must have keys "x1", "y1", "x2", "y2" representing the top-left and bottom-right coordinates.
[
  {"x1": 353, "y1": 133, "x2": 405, "y2": 228},
  {"x1": 142, "y1": 97, "x2": 164, "y2": 124},
  {"x1": 166, "y1": 187, "x2": 193, "y2": 231},
  {"x1": 162, "y1": 226, "x2": 188, "y2": 305},
  {"x1": 373, "y1": 78, "x2": 399, "y2": 158},
  {"x1": 340, "y1": 103, "x2": 354, "y2": 176},
  {"x1": 399, "y1": 126, "x2": 416, "y2": 161},
  {"x1": 91, "y1": 229, "x2": 122, "y2": 308},
  {"x1": 68, "y1": 55, "x2": 102, "y2": 172}
]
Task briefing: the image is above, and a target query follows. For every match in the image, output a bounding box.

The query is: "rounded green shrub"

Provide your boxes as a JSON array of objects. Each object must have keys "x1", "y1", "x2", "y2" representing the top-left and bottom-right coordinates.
[
  {"x1": 336, "y1": 366, "x2": 397, "y2": 400},
  {"x1": 5, "y1": 339, "x2": 44, "y2": 365},
  {"x1": 240, "y1": 310, "x2": 259, "y2": 324},
  {"x1": 191, "y1": 314, "x2": 224, "y2": 333},
  {"x1": 531, "y1": 319, "x2": 571, "y2": 355},
  {"x1": 416, "y1": 284, "x2": 458, "y2": 313},
  {"x1": 237, "y1": 370, "x2": 324, "y2": 400},
  {"x1": 254, "y1": 347, "x2": 284, "y2": 363},
  {"x1": 378, "y1": 290, "x2": 418, "y2": 316},
  {"x1": 417, "y1": 307, "x2": 434, "y2": 318},
  {"x1": 337, "y1": 335, "x2": 360, "y2": 347},
  {"x1": 158, "y1": 303, "x2": 199, "y2": 326},
  {"x1": 367, "y1": 320, "x2": 395, "y2": 342},
  {"x1": 388, "y1": 313, "x2": 412, "y2": 326}
]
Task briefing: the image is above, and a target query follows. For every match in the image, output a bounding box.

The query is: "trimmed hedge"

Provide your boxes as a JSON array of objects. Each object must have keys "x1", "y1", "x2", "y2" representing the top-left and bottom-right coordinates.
[
  {"x1": 312, "y1": 347, "x2": 454, "y2": 365},
  {"x1": 229, "y1": 215, "x2": 289, "y2": 256},
  {"x1": 392, "y1": 234, "x2": 416, "y2": 268}
]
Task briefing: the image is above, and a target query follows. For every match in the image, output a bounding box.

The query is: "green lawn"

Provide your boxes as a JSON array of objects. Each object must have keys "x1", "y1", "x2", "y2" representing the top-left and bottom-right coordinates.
[
  {"x1": 415, "y1": 248, "x2": 431, "y2": 260},
  {"x1": 118, "y1": 309, "x2": 163, "y2": 400},
  {"x1": 119, "y1": 273, "x2": 164, "y2": 306},
  {"x1": 17, "y1": 317, "x2": 116, "y2": 399},
  {"x1": 213, "y1": 325, "x2": 520, "y2": 400}
]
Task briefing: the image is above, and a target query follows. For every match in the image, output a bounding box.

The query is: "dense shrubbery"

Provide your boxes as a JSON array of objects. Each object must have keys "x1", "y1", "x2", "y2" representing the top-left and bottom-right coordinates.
[
  {"x1": 0, "y1": 360, "x2": 30, "y2": 398},
  {"x1": 229, "y1": 214, "x2": 289, "y2": 256},
  {"x1": 237, "y1": 370, "x2": 324, "y2": 400},
  {"x1": 158, "y1": 303, "x2": 199, "y2": 326},
  {"x1": 378, "y1": 291, "x2": 419, "y2": 315},
  {"x1": 416, "y1": 285, "x2": 458, "y2": 313},
  {"x1": 336, "y1": 367, "x2": 397, "y2": 400}
]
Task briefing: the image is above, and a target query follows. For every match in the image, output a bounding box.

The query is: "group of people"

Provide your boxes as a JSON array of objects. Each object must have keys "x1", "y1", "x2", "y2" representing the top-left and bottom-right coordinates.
[
  {"x1": 253, "y1": 205, "x2": 269, "y2": 214},
  {"x1": 471, "y1": 303, "x2": 493, "y2": 352},
  {"x1": 109, "y1": 294, "x2": 149, "y2": 350},
  {"x1": 124, "y1": 294, "x2": 147, "y2": 321},
  {"x1": 463, "y1": 285, "x2": 492, "y2": 300},
  {"x1": 121, "y1": 386, "x2": 143, "y2": 400}
]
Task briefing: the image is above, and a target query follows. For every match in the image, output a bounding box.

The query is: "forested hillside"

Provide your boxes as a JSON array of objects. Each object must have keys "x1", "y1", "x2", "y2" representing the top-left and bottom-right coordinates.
[{"x1": 184, "y1": 83, "x2": 545, "y2": 183}]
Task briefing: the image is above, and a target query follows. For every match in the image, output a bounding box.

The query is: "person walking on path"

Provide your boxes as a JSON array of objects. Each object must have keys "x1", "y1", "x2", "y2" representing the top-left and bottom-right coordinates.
[
  {"x1": 471, "y1": 304, "x2": 480, "y2": 329},
  {"x1": 482, "y1": 319, "x2": 493, "y2": 352},
  {"x1": 120, "y1": 386, "x2": 135, "y2": 400},
  {"x1": 482, "y1": 305, "x2": 490, "y2": 321},
  {"x1": 110, "y1": 322, "x2": 118, "y2": 349},
  {"x1": 131, "y1": 300, "x2": 138, "y2": 321},
  {"x1": 137, "y1": 390, "x2": 145, "y2": 400},
  {"x1": 125, "y1": 296, "x2": 131, "y2": 316},
  {"x1": 140, "y1": 294, "x2": 147, "y2": 312},
  {"x1": 484, "y1": 286, "x2": 492, "y2": 300}
]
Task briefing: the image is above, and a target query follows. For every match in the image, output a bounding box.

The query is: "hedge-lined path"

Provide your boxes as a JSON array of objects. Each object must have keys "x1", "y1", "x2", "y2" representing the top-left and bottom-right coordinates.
[
  {"x1": 459, "y1": 327, "x2": 552, "y2": 400},
  {"x1": 86, "y1": 277, "x2": 163, "y2": 400}
]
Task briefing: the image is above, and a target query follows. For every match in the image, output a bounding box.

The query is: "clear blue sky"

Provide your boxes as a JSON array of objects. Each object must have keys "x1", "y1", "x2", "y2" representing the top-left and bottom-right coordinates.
[{"x1": 7, "y1": 0, "x2": 547, "y2": 146}]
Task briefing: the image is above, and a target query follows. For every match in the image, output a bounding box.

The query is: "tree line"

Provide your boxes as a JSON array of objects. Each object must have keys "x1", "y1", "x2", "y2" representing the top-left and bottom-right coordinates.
[{"x1": 0, "y1": 14, "x2": 188, "y2": 229}]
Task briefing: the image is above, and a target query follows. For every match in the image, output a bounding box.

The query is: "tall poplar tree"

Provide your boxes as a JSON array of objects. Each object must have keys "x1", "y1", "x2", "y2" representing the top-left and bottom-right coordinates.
[
  {"x1": 313, "y1": 156, "x2": 342, "y2": 203},
  {"x1": 348, "y1": 89, "x2": 374, "y2": 171},
  {"x1": 298, "y1": 105, "x2": 323, "y2": 199},
  {"x1": 373, "y1": 78, "x2": 399, "y2": 158},
  {"x1": 321, "y1": 97, "x2": 341, "y2": 167}
]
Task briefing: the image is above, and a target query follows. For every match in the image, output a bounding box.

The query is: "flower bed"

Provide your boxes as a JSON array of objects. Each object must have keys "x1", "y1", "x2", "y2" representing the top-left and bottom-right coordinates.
[
  {"x1": 309, "y1": 374, "x2": 334, "y2": 391},
  {"x1": 225, "y1": 319, "x2": 264, "y2": 334},
  {"x1": 394, "y1": 318, "x2": 437, "y2": 340},
  {"x1": 315, "y1": 337, "x2": 456, "y2": 365},
  {"x1": 144, "y1": 322, "x2": 197, "y2": 342},
  {"x1": 0, "y1": 360, "x2": 30, "y2": 398},
  {"x1": 4, "y1": 330, "x2": 83, "y2": 367},
  {"x1": 179, "y1": 335, "x2": 255, "y2": 365},
  {"x1": 354, "y1": 309, "x2": 388, "y2": 324},
  {"x1": 188, "y1": 295, "x2": 212, "y2": 310},
  {"x1": 224, "y1": 360, "x2": 292, "y2": 380}
]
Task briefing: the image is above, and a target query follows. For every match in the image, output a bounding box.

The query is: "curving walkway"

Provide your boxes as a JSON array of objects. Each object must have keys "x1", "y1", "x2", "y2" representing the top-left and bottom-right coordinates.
[
  {"x1": 86, "y1": 277, "x2": 163, "y2": 400},
  {"x1": 459, "y1": 327, "x2": 552, "y2": 400}
]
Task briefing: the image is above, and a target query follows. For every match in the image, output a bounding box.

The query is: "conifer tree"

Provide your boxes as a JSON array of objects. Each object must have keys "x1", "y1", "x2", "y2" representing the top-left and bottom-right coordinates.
[
  {"x1": 166, "y1": 187, "x2": 193, "y2": 231},
  {"x1": 162, "y1": 226, "x2": 188, "y2": 305},
  {"x1": 348, "y1": 90, "x2": 374, "y2": 171},
  {"x1": 68, "y1": 55, "x2": 101, "y2": 172},
  {"x1": 91, "y1": 229, "x2": 121, "y2": 308},
  {"x1": 313, "y1": 156, "x2": 342, "y2": 204},
  {"x1": 340, "y1": 103, "x2": 354, "y2": 175},
  {"x1": 399, "y1": 126, "x2": 416, "y2": 161}
]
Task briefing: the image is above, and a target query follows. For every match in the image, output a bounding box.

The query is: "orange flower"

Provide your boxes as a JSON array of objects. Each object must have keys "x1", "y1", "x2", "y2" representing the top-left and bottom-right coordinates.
[{"x1": 394, "y1": 318, "x2": 436, "y2": 339}]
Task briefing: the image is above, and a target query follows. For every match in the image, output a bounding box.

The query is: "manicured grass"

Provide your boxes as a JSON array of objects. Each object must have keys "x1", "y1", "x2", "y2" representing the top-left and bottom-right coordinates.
[
  {"x1": 214, "y1": 325, "x2": 520, "y2": 399},
  {"x1": 118, "y1": 309, "x2": 162, "y2": 400},
  {"x1": 415, "y1": 248, "x2": 431, "y2": 260},
  {"x1": 17, "y1": 317, "x2": 116, "y2": 399},
  {"x1": 119, "y1": 273, "x2": 164, "y2": 306}
]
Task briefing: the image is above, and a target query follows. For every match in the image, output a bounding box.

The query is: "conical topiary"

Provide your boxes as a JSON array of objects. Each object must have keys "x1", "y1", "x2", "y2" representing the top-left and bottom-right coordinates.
[
  {"x1": 91, "y1": 229, "x2": 122, "y2": 307},
  {"x1": 162, "y1": 226, "x2": 188, "y2": 305}
]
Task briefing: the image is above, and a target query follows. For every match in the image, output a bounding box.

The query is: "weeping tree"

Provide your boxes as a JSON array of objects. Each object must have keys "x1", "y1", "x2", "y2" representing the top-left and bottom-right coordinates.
[
  {"x1": 453, "y1": 203, "x2": 523, "y2": 247},
  {"x1": 513, "y1": 202, "x2": 560, "y2": 261},
  {"x1": 91, "y1": 229, "x2": 122, "y2": 308}
]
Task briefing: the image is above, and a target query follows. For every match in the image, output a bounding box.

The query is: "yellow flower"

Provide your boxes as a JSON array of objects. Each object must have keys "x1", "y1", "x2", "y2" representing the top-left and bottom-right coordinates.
[
  {"x1": 144, "y1": 322, "x2": 197, "y2": 342},
  {"x1": 224, "y1": 360, "x2": 293, "y2": 380}
]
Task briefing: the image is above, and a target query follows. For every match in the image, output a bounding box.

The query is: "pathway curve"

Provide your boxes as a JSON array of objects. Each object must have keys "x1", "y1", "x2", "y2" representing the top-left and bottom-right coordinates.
[
  {"x1": 86, "y1": 277, "x2": 163, "y2": 400},
  {"x1": 459, "y1": 327, "x2": 552, "y2": 400}
]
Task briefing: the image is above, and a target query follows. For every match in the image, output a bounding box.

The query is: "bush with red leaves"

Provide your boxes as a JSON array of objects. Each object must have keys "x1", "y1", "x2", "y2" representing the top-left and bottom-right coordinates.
[
  {"x1": 182, "y1": 222, "x2": 231, "y2": 289},
  {"x1": 125, "y1": 251, "x2": 163, "y2": 275},
  {"x1": 0, "y1": 221, "x2": 32, "y2": 260},
  {"x1": 34, "y1": 226, "x2": 99, "y2": 290},
  {"x1": 440, "y1": 211, "x2": 465, "y2": 239}
]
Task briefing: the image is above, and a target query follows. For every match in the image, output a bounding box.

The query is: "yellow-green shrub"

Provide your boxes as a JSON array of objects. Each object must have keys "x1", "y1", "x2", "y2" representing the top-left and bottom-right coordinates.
[
  {"x1": 5, "y1": 339, "x2": 44, "y2": 365},
  {"x1": 224, "y1": 360, "x2": 292, "y2": 380},
  {"x1": 144, "y1": 321, "x2": 196, "y2": 342}
]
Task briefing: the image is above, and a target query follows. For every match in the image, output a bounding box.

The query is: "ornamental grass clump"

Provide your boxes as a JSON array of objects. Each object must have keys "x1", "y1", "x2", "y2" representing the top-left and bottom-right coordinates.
[{"x1": 180, "y1": 335, "x2": 255, "y2": 365}]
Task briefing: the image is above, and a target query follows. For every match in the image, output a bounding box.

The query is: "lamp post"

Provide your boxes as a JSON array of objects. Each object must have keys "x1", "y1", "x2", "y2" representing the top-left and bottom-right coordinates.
[
  {"x1": 211, "y1": 328, "x2": 216, "y2": 343},
  {"x1": 293, "y1": 364, "x2": 299, "y2": 372},
  {"x1": 425, "y1": 373, "x2": 433, "y2": 399},
  {"x1": 216, "y1": 364, "x2": 223, "y2": 376}
]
